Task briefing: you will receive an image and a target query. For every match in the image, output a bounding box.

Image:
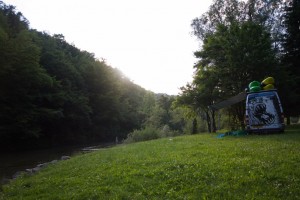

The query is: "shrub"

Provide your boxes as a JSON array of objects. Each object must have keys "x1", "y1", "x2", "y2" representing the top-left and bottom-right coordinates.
[
  {"x1": 124, "y1": 126, "x2": 159, "y2": 143},
  {"x1": 124, "y1": 125, "x2": 183, "y2": 143},
  {"x1": 158, "y1": 125, "x2": 182, "y2": 138}
]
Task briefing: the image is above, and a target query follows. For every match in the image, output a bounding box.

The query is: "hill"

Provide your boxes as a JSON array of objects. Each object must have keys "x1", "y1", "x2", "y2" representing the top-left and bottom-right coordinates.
[{"x1": 1, "y1": 125, "x2": 300, "y2": 199}]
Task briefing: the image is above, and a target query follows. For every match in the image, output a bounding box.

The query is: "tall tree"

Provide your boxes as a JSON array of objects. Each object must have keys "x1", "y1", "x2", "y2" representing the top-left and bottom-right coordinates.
[
  {"x1": 281, "y1": 0, "x2": 300, "y2": 118},
  {"x1": 192, "y1": 0, "x2": 285, "y2": 54},
  {"x1": 191, "y1": 0, "x2": 245, "y2": 40},
  {"x1": 190, "y1": 21, "x2": 278, "y2": 129},
  {"x1": 177, "y1": 69, "x2": 218, "y2": 133}
]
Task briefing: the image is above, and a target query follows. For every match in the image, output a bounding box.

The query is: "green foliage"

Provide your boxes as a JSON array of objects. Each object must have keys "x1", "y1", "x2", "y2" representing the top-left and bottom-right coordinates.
[
  {"x1": 0, "y1": 5, "x2": 56, "y2": 144},
  {"x1": 185, "y1": 17, "x2": 280, "y2": 130},
  {"x1": 186, "y1": 0, "x2": 299, "y2": 132},
  {"x1": 124, "y1": 124, "x2": 182, "y2": 144},
  {"x1": 281, "y1": 0, "x2": 300, "y2": 117},
  {"x1": 196, "y1": 22, "x2": 277, "y2": 95},
  {"x1": 142, "y1": 94, "x2": 186, "y2": 134},
  {"x1": 0, "y1": 2, "x2": 153, "y2": 149},
  {"x1": 2, "y1": 0, "x2": 299, "y2": 150},
  {"x1": 192, "y1": 118, "x2": 198, "y2": 134},
  {"x1": 2, "y1": 126, "x2": 300, "y2": 199},
  {"x1": 124, "y1": 126, "x2": 160, "y2": 143},
  {"x1": 191, "y1": 0, "x2": 284, "y2": 42},
  {"x1": 0, "y1": 1, "x2": 187, "y2": 149}
]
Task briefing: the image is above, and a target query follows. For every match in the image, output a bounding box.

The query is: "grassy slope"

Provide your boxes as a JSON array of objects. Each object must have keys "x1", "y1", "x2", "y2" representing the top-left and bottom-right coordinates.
[{"x1": 1, "y1": 126, "x2": 300, "y2": 200}]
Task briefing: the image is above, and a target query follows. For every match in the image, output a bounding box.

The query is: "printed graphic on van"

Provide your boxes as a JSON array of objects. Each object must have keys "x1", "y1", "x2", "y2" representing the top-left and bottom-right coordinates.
[
  {"x1": 253, "y1": 103, "x2": 275, "y2": 125},
  {"x1": 247, "y1": 91, "x2": 282, "y2": 129}
]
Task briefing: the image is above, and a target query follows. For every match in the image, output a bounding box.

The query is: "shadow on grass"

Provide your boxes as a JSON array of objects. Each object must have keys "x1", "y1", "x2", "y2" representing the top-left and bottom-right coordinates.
[{"x1": 216, "y1": 124, "x2": 300, "y2": 143}]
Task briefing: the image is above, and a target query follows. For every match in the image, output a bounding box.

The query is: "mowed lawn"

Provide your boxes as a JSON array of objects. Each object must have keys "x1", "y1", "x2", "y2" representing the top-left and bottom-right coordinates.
[{"x1": 1, "y1": 126, "x2": 300, "y2": 200}]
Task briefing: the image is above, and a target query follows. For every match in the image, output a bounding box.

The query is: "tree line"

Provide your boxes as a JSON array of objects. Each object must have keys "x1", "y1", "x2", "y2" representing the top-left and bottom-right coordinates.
[
  {"x1": 177, "y1": 0, "x2": 300, "y2": 132},
  {"x1": 0, "y1": 2, "x2": 196, "y2": 150}
]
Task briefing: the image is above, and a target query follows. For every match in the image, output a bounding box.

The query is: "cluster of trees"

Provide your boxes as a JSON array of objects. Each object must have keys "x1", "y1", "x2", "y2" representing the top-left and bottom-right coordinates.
[
  {"x1": 0, "y1": 2, "x2": 195, "y2": 150},
  {"x1": 177, "y1": 0, "x2": 300, "y2": 132}
]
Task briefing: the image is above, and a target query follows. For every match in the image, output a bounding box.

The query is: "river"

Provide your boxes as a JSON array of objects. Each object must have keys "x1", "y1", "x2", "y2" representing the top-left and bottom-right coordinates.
[{"x1": 0, "y1": 143, "x2": 114, "y2": 185}]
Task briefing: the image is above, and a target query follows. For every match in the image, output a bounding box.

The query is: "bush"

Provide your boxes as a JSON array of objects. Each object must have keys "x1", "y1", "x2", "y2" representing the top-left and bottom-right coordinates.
[
  {"x1": 124, "y1": 126, "x2": 159, "y2": 143},
  {"x1": 124, "y1": 125, "x2": 182, "y2": 143},
  {"x1": 158, "y1": 125, "x2": 181, "y2": 138},
  {"x1": 290, "y1": 116, "x2": 299, "y2": 124}
]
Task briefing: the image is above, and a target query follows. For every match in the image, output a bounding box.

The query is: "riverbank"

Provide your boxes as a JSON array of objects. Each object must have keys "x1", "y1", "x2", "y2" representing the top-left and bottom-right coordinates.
[
  {"x1": 0, "y1": 143, "x2": 115, "y2": 185},
  {"x1": 1, "y1": 126, "x2": 300, "y2": 199}
]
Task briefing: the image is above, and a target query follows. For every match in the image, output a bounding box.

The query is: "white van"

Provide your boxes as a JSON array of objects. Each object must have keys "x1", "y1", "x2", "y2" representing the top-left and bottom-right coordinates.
[{"x1": 245, "y1": 89, "x2": 285, "y2": 133}]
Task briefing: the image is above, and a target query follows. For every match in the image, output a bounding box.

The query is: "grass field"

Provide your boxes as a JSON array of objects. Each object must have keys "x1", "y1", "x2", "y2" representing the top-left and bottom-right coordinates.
[{"x1": 1, "y1": 125, "x2": 300, "y2": 199}]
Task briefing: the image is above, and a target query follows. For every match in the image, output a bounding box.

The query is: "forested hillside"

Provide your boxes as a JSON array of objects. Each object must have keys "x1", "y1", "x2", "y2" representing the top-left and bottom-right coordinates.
[{"x1": 0, "y1": 2, "x2": 189, "y2": 150}]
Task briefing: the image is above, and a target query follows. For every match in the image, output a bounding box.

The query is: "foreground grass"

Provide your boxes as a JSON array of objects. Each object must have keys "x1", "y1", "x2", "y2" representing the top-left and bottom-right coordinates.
[{"x1": 1, "y1": 126, "x2": 300, "y2": 199}]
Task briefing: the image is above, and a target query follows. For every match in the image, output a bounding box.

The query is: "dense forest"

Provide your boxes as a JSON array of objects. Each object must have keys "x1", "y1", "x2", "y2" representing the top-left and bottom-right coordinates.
[
  {"x1": 0, "y1": 0, "x2": 299, "y2": 150},
  {"x1": 0, "y1": 2, "x2": 192, "y2": 150}
]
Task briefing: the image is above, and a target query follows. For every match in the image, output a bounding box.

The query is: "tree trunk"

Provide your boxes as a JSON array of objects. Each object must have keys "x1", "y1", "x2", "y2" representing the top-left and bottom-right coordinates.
[
  {"x1": 192, "y1": 118, "x2": 198, "y2": 134},
  {"x1": 234, "y1": 102, "x2": 245, "y2": 130},
  {"x1": 211, "y1": 110, "x2": 216, "y2": 133},
  {"x1": 205, "y1": 111, "x2": 212, "y2": 133},
  {"x1": 286, "y1": 115, "x2": 290, "y2": 125}
]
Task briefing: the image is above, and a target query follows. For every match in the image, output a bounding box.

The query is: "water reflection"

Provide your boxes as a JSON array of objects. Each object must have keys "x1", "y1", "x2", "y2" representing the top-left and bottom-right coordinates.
[{"x1": 0, "y1": 143, "x2": 114, "y2": 185}]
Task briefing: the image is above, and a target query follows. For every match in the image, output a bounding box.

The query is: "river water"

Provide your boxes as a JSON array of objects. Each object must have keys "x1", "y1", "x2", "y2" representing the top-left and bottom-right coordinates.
[{"x1": 0, "y1": 143, "x2": 114, "y2": 185}]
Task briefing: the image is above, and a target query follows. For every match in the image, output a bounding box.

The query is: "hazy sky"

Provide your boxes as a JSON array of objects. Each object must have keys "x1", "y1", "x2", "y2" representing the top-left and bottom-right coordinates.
[{"x1": 4, "y1": 0, "x2": 212, "y2": 95}]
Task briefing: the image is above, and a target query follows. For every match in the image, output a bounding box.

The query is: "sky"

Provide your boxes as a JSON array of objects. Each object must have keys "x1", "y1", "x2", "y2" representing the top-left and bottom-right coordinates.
[{"x1": 4, "y1": 0, "x2": 212, "y2": 95}]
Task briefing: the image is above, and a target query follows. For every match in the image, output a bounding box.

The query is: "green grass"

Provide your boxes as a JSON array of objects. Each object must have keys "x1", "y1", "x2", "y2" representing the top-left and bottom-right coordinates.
[{"x1": 1, "y1": 126, "x2": 300, "y2": 200}]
